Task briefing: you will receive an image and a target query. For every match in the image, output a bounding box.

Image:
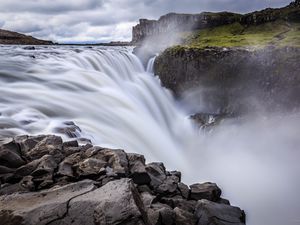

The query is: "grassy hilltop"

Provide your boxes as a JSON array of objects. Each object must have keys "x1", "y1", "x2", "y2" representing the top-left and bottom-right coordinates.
[
  {"x1": 175, "y1": 0, "x2": 300, "y2": 49},
  {"x1": 183, "y1": 20, "x2": 300, "y2": 48}
]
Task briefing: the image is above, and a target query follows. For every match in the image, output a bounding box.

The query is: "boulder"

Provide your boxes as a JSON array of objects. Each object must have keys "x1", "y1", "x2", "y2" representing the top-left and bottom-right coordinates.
[
  {"x1": 127, "y1": 153, "x2": 151, "y2": 185},
  {"x1": 190, "y1": 182, "x2": 221, "y2": 202},
  {"x1": 0, "y1": 180, "x2": 96, "y2": 225},
  {"x1": 174, "y1": 207, "x2": 197, "y2": 225},
  {"x1": 50, "y1": 178, "x2": 150, "y2": 225},
  {"x1": 146, "y1": 162, "x2": 167, "y2": 189},
  {"x1": 194, "y1": 199, "x2": 246, "y2": 225},
  {"x1": 0, "y1": 140, "x2": 25, "y2": 168}
]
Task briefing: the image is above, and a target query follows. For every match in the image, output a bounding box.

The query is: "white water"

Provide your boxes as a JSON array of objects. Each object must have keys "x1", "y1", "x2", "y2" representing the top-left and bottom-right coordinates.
[{"x1": 0, "y1": 45, "x2": 299, "y2": 225}]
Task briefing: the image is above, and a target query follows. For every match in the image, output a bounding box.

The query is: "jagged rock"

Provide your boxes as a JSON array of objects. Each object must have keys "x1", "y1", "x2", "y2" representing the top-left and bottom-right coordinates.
[
  {"x1": 218, "y1": 198, "x2": 231, "y2": 205},
  {"x1": 19, "y1": 176, "x2": 35, "y2": 191},
  {"x1": 156, "y1": 174, "x2": 180, "y2": 195},
  {"x1": 54, "y1": 121, "x2": 82, "y2": 138},
  {"x1": 141, "y1": 192, "x2": 157, "y2": 208},
  {"x1": 161, "y1": 196, "x2": 196, "y2": 213},
  {"x1": 132, "y1": 12, "x2": 241, "y2": 43},
  {"x1": 0, "y1": 140, "x2": 25, "y2": 168},
  {"x1": 174, "y1": 207, "x2": 197, "y2": 225},
  {"x1": 76, "y1": 158, "x2": 107, "y2": 177},
  {"x1": 178, "y1": 182, "x2": 190, "y2": 199},
  {"x1": 0, "y1": 135, "x2": 246, "y2": 225},
  {"x1": 51, "y1": 179, "x2": 149, "y2": 225},
  {"x1": 154, "y1": 47, "x2": 300, "y2": 115},
  {"x1": 57, "y1": 161, "x2": 74, "y2": 177},
  {"x1": 190, "y1": 182, "x2": 221, "y2": 202},
  {"x1": 20, "y1": 135, "x2": 63, "y2": 163},
  {"x1": 148, "y1": 203, "x2": 175, "y2": 225},
  {"x1": 194, "y1": 199, "x2": 246, "y2": 225},
  {"x1": 63, "y1": 140, "x2": 78, "y2": 149},
  {"x1": 127, "y1": 153, "x2": 151, "y2": 185},
  {"x1": 0, "y1": 180, "x2": 96, "y2": 225},
  {"x1": 14, "y1": 135, "x2": 47, "y2": 155},
  {"x1": 0, "y1": 165, "x2": 15, "y2": 174},
  {"x1": 146, "y1": 162, "x2": 167, "y2": 188}
]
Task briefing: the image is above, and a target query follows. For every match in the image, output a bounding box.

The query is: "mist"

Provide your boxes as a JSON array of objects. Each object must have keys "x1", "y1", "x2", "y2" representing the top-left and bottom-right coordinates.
[{"x1": 175, "y1": 73, "x2": 300, "y2": 225}]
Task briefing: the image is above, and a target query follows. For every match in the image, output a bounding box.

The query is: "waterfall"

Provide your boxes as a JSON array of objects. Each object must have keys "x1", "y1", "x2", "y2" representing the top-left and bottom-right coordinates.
[
  {"x1": 0, "y1": 46, "x2": 197, "y2": 168},
  {"x1": 0, "y1": 45, "x2": 299, "y2": 225},
  {"x1": 146, "y1": 56, "x2": 156, "y2": 73}
]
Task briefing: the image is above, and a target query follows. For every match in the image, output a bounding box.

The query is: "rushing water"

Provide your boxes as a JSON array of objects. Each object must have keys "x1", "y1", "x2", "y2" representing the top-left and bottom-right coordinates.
[{"x1": 0, "y1": 45, "x2": 299, "y2": 225}]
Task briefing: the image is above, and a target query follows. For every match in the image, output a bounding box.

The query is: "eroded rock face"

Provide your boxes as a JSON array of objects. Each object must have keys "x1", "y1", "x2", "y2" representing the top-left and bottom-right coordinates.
[
  {"x1": 132, "y1": 13, "x2": 241, "y2": 44},
  {"x1": 154, "y1": 47, "x2": 300, "y2": 115},
  {"x1": 195, "y1": 199, "x2": 246, "y2": 225},
  {"x1": 0, "y1": 135, "x2": 246, "y2": 225},
  {"x1": 132, "y1": 1, "x2": 300, "y2": 44}
]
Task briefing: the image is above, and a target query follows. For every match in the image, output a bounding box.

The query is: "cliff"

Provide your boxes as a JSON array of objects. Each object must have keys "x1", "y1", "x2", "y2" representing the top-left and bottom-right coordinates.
[
  {"x1": 154, "y1": 46, "x2": 300, "y2": 115},
  {"x1": 0, "y1": 29, "x2": 53, "y2": 45},
  {"x1": 132, "y1": 0, "x2": 300, "y2": 44},
  {"x1": 132, "y1": 12, "x2": 241, "y2": 43}
]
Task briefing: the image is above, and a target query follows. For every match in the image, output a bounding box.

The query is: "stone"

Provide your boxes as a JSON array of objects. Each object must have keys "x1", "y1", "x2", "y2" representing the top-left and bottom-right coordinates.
[
  {"x1": 148, "y1": 203, "x2": 175, "y2": 225},
  {"x1": 194, "y1": 199, "x2": 246, "y2": 225},
  {"x1": 174, "y1": 207, "x2": 197, "y2": 225},
  {"x1": 21, "y1": 135, "x2": 63, "y2": 163},
  {"x1": 154, "y1": 46, "x2": 300, "y2": 115},
  {"x1": 218, "y1": 198, "x2": 231, "y2": 205},
  {"x1": 19, "y1": 176, "x2": 35, "y2": 191},
  {"x1": 146, "y1": 162, "x2": 167, "y2": 188},
  {"x1": 0, "y1": 165, "x2": 15, "y2": 174},
  {"x1": 57, "y1": 161, "x2": 74, "y2": 177},
  {"x1": 76, "y1": 158, "x2": 107, "y2": 177},
  {"x1": 190, "y1": 182, "x2": 221, "y2": 202},
  {"x1": 161, "y1": 197, "x2": 196, "y2": 213},
  {"x1": 0, "y1": 180, "x2": 96, "y2": 225},
  {"x1": 127, "y1": 153, "x2": 151, "y2": 185},
  {"x1": 15, "y1": 135, "x2": 46, "y2": 155},
  {"x1": 156, "y1": 175, "x2": 180, "y2": 195},
  {"x1": 0, "y1": 140, "x2": 25, "y2": 168},
  {"x1": 178, "y1": 182, "x2": 190, "y2": 199},
  {"x1": 51, "y1": 179, "x2": 150, "y2": 225}
]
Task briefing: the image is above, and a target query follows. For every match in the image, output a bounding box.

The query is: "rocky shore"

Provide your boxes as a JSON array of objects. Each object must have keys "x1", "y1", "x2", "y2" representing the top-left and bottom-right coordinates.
[{"x1": 0, "y1": 135, "x2": 245, "y2": 225}]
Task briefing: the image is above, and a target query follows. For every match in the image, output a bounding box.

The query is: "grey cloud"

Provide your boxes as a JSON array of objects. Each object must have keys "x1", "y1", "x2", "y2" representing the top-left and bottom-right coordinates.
[
  {"x1": 0, "y1": 0, "x2": 294, "y2": 43},
  {"x1": 0, "y1": 0, "x2": 103, "y2": 14}
]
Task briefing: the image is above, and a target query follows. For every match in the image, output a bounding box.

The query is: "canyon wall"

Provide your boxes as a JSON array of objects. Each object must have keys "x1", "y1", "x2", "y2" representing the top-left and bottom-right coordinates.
[
  {"x1": 132, "y1": 0, "x2": 300, "y2": 44},
  {"x1": 154, "y1": 46, "x2": 300, "y2": 115}
]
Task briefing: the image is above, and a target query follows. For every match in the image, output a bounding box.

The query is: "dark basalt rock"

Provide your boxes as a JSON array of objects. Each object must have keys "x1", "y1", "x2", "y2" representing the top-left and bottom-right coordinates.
[
  {"x1": 190, "y1": 182, "x2": 221, "y2": 202},
  {"x1": 194, "y1": 199, "x2": 246, "y2": 225},
  {"x1": 0, "y1": 135, "x2": 245, "y2": 225},
  {"x1": 154, "y1": 47, "x2": 300, "y2": 115}
]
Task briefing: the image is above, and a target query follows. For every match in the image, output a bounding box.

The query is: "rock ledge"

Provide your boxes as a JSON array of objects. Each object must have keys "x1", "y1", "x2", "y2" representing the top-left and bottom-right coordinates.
[{"x1": 0, "y1": 135, "x2": 245, "y2": 225}]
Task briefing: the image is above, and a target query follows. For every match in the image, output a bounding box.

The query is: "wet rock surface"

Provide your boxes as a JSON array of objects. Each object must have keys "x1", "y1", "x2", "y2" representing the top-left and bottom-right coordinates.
[
  {"x1": 0, "y1": 135, "x2": 246, "y2": 225},
  {"x1": 154, "y1": 46, "x2": 300, "y2": 115}
]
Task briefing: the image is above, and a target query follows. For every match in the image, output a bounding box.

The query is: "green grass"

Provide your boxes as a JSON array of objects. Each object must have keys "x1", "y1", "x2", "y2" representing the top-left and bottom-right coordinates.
[{"x1": 182, "y1": 20, "x2": 300, "y2": 49}]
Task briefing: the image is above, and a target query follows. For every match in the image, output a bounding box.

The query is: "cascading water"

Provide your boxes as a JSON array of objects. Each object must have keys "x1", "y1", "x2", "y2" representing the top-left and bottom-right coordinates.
[{"x1": 0, "y1": 45, "x2": 299, "y2": 225}]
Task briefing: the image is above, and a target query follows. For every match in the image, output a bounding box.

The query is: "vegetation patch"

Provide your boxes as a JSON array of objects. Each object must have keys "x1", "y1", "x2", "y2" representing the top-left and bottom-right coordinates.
[{"x1": 182, "y1": 20, "x2": 300, "y2": 48}]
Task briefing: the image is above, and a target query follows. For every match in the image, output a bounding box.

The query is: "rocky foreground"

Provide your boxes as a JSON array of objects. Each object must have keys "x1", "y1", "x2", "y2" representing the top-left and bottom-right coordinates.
[{"x1": 0, "y1": 135, "x2": 245, "y2": 225}]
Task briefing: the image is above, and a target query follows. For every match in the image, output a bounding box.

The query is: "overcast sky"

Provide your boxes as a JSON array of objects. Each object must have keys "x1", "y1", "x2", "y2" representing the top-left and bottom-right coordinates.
[{"x1": 0, "y1": 0, "x2": 292, "y2": 43}]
